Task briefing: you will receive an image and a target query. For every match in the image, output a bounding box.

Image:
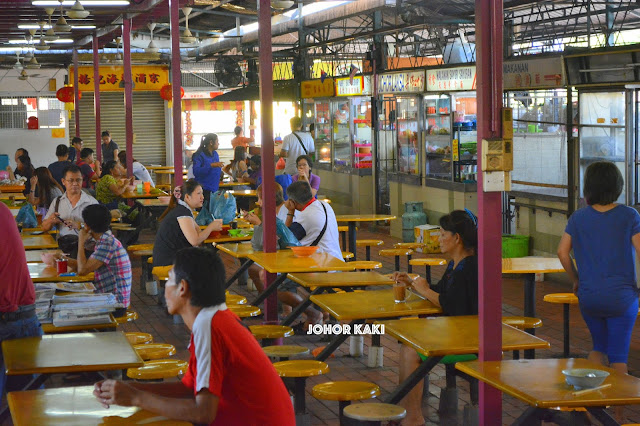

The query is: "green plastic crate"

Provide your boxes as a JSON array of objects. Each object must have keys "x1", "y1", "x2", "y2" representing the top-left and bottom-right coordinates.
[{"x1": 502, "y1": 235, "x2": 530, "y2": 258}]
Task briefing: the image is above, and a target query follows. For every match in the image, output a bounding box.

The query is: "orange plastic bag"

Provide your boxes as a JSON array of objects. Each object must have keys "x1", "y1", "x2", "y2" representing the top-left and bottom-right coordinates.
[{"x1": 276, "y1": 157, "x2": 286, "y2": 170}]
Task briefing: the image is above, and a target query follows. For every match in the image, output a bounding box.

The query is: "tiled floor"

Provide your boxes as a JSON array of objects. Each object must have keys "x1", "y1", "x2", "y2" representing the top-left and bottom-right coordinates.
[{"x1": 38, "y1": 224, "x2": 640, "y2": 425}]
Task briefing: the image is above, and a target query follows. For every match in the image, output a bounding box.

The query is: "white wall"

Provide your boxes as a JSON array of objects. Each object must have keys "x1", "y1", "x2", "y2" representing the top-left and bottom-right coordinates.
[
  {"x1": 0, "y1": 68, "x2": 66, "y2": 93},
  {"x1": 0, "y1": 128, "x2": 69, "y2": 170}
]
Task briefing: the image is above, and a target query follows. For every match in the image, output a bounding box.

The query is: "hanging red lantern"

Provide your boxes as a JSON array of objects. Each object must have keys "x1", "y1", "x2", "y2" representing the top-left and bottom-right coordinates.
[
  {"x1": 160, "y1": 84, "x2": 185, "y2": 101},
  {"x1": 56, "y1": 86, "x2": 81, "y2": 103}
]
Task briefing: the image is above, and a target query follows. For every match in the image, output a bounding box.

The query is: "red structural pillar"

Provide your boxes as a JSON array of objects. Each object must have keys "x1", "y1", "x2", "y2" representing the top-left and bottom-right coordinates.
[
  {"x1": 123, "y1": 18, "x2": 134, "y2": 176},
  {"x1": 72, "y1": 48, "x2": 80, "y2": 137},
  {"x1": 476, "y1": 0, "x2": 504, "y2": 424},
  {"x1": 92, "y1": 34, "x2": 102, "y2": 162},
  {"x1": 169, "y1": 0, "x2": 184, "y2": 185},
  {"x1": 258, "y1": 0, "x2": 277, "y2": 322}
]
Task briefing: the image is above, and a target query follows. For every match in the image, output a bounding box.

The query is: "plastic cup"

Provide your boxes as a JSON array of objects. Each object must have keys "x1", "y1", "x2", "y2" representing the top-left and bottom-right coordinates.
[
  {"x1": 56, "y1": 258, "x2": 68, "y2": 275},
  {"x1": 393, "y1": 282, "x2": 407, "y2": 303},
  {"x1": 136, "y1": 183, "x2": 143, "y2": 194},
  {"x1": 143, "y1": 181, "x2": 151, "y2": 193}
]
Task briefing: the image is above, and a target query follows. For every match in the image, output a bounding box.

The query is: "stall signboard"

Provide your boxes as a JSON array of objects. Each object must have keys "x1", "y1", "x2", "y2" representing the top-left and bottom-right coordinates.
[
  {"x1": 70, "y1": 65, "x2": 169, "y2": 92},
  {"x1": 503, "y1": 57, "x2": 565, "y2": 89},
  {"x1": 301, "y1": 78, "x2": 335, "y2": 98},
  {"x1": 378, "y1": 71, "x2": 425, "y2": 94},
  {"x1": 335, "y1": 76, "x2": 365, "y2": 96},
  {"x1": 426, "y1": 66, "x2": 476, "y2": 91}
]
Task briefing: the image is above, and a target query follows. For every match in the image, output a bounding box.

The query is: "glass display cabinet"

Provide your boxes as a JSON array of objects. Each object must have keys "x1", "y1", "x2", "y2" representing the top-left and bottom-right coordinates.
[
  {"x1": 351, "y1": 97, "x2": 373, "y2": 170},
  {"x1": 424, "y1": 94, "x2": 452, "y2": 179},
  {"x1": 331, "y1": 100, "x2": 352, "y2": 172},
  {"x1": 396, "y1": 96, "x2": 420, "y2": 175}
]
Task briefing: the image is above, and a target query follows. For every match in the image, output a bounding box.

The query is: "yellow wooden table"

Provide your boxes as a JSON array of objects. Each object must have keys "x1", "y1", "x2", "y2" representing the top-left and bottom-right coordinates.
[
  {"x1": 335, "y1": 214, "x2": 397, "y2": 260},
  {"x1": 8, "y1": 386, "x2": 192, "y2": 426},
  {"x1": 310, "y1": 289, "x2": 442, "y2": 362},
  {"x1": 154, "y1": 169, "x2": 188, "y2": 188},
  {"x1": 22, "y1": 233, "x2": 57, "y2": 250},
  {"x1": 145, "y1": 165, "x2": 175, "y2": 171},
  {"x1": 41, "y1": 314, "x2": 118, "y2": 334},
  {"x1": 138, "y1": 198, "x2": 170, "y2": 207},
  {"x1": 121, "y1": 189, "x2": 168, "y2": 199},
  {"x1": 456, "y1": 358, "x2": 640, "y2": 424},
  {"x1": 0, "y1": 192, "x2": 26, "y2": 200},
  {"x1": 227, "y1": 189, "x2": 257, "y2": 198},
  {"x1": 0, "y1": 185, "x2": 25, "y2": 193},
  {"x1": 378, "y1": 316, "x2": 550, "y2": 404},
  {"x1": 24, "y1": 249, "x2": 61, "y2": 263},
  {"x1": 28, "y1": 262, "x2": 94, "y2": 283},
  {"x1": 215, "y1": 242, "x2": 256, "y2": 259},
  {"x1": 204, "y1": 234, "x2": 252, "y2": 244},
  {"x1": 246, "y1": 251, "x2": 354, "y2": 308},
  {"x1": 219, "y1": 181, "x2": 247, "y2": 188}
]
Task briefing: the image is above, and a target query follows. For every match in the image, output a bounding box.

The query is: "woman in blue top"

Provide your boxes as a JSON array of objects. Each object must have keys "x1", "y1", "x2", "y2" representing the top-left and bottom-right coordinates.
[
  {"x1": 558, "y1": 161, "x2": 640, "y2": 411},
  {"x1": 192, "y1": 133, "x2": 224, "y2": 205}
]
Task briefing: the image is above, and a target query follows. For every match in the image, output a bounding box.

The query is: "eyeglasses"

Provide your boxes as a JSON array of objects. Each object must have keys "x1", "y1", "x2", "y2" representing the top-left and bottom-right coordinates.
[{"x1": 65, "y1": 178, "x2": 83, "y2": 184}]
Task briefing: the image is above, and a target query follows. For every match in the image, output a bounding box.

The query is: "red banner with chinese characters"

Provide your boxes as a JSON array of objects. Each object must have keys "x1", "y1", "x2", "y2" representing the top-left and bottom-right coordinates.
[{"x1": 69, "y1": 65, "x2": 169, "y2": 92}]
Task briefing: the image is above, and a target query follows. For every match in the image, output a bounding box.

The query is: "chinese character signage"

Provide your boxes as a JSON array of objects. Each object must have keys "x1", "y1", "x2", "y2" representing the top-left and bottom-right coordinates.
[
  {"x1": 69, "y1": 65, "x2": 169, "y2": 92},
  {"x1": 426, "y1": 66, "x2": 476, "y2": 92},
  {"x1": 335, "y1": 76, "x2": 364, "y2": 96},
  {"x1": 301, "y1": 78, "x2": 335, "y2": 98},
  {"x1": 377, "y1": 71, "x2": 425, "y2": 94},
  {"x1": 503, "y1": 57, "x2": 565, "y2": 90}
]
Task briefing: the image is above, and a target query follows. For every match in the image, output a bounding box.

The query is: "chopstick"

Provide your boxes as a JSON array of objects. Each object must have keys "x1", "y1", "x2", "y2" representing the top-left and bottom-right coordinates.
[{"x1": 571, "y1": 383, "x2": 611, "y2": 396}]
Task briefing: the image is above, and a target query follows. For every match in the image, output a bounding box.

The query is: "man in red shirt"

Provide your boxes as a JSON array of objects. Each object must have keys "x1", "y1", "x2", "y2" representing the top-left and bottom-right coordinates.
[
  {"x1": 230, "y1": 126, "x2": 255, "y2": 149},
  {"x1": 0, "y1": 202, "x2": 42, "y2": 396},
  {"x1": 94, "y1": 247, "x2": 295, "y2": 426}
]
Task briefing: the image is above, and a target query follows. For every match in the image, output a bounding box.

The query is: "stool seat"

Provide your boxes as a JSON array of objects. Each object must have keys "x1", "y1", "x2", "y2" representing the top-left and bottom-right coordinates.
[
  {"x1": 249, "y1": 325, "x2": 294, "y2": 339},
  {"x1": 312, "y1": 381, "x2": 381, "y2": 401},
  {"x1": 379, "y1": 248, "x2": 413, "y2": 257},
  {"x1": 274, "y1": 360, "x2": 329, "y2": 378},
  {"x1": 393, "y1": 243, "x2": 424, "y2": 250},
  {"x1": 343, "y1": 403, "x2": 407, "y2": 422},
  {"x1": 502, "y1": 316, "x2": 543, "y2": 330},
  {"x1": 127, "y1": 359, "x2": 188, "y2": 380},
  {"x1": 409, "y1": 258, "x2": 447, "y2": 266},
  {"x1": 147, "y1": 256, "x2": 154, "y2": 264},
  {"x1": 134, "y1": 249, "x2": 153, "y2": 257},
  {"x1": 349, "y1": 261, "x2": 382, "y2": 270},
  {"x1": 115, "y1": 310, "x2": 138, "y2": 324},
  {"x1": 382, "y1": 273, "x2": 421, "y2": 281},
  {"x1": 228, "y1": 304, "x2": 261, "y2": 318},
  {"x1": 127, "y1": 244, "x2": 154, "y2": 253},
  {"x1": 342, "y1": 251, "x2": 354, "y2": 260},
  {"x1": 125, "y1": 332, "x2": 153, "y2": 345},
  {"x1": 356, "y1": 240, "x2": 384, "y2": 247},
  {"x1": 152, "y1": 265, "x2": 172, "y2": 280},
  {"x1": 311, "y1": 346, "x2": 335, "y2": 359},
  {"x1": 543, "y1": 293, "x2": 579, "y2": 304},
  {"x1": 338, "y1": 226, "x2": 350, "y2": 233},
  {"x1": 263, "y1": 345, "x2": 310, "y2": 359},
  {"x1": 134, "y1": 343, "x2": 177, "y2": 360},
  {"x1": 225, "y1": 294, "x2": 247, "y2": 305}
]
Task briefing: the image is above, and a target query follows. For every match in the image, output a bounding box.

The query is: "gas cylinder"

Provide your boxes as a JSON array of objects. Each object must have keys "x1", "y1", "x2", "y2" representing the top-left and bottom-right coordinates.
[{"x1": 402, "y1": 201, "x2": 427, "y2": 242}]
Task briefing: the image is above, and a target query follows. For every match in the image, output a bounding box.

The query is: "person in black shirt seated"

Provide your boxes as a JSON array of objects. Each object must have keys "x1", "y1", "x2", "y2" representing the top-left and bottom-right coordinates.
[
  {"x1": 391, "y1": 209, "x2": 478, "y2": 426},
  {"x1": 153, "y1": 179, "x2": 222, "y2": 268}
]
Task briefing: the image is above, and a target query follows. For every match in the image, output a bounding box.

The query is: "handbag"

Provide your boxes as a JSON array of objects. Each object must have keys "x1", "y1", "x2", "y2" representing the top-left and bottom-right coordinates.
[{"x1": 276, "y1": 157, "x2": 286, "y2": 170}]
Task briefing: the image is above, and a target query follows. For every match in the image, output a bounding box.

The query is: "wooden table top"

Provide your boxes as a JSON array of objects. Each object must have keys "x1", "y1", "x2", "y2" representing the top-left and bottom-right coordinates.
[
  {"x1": 41, "y1": 315, "x2": 118, "y2": 334},
  {"x1": 145, "y1": 165, "x2": 175, "y2": 171},
  {"x1": 227, "y1": 189, "x2": 257, "y2": 197},
  {"x1": 311, "y1": 289, "x2": 442, "y2": 321},
  {"x1": 247, "y1": 251, "x2": 355, "y2": 274},
  {"x1": 0, "y1": 185, "x2": 26, "y2": 193},
  {"x1": 335, "y1": 214, "x2": 397, "y2": 222},
  {"x1": 502, "y1": 257, "x2": 565, "y2": 274},
  {"x1": 22, "y1": 234, "x2": 58, "y2": 250},
  {"x1": 121, "y1": 190, "x2": 168, "y2": 200},
  {"x1": 219, "y1": 181, "x2": 247, "y2": 188},
  {"x1": 3, "y1": 331, "x2": 143, "y2": 375},
  {"x1": 0, "y1": 193, "x2": 26, "y2": 200},
  {"x1": 154, "y1": 169, "x2": 187, "y2": 175},
  {"x1": 456, "y1": 358, "x2": 640, "y2": 408},
  {"x1": 138, "y1": 198, "x2": 170, "y2": 207},
  {"x1": 28, "y1": 262, "x2": 94, "y2": 283},
  {"x1": 378, "y1": 316, "x2": 550, "y2": 357},
  {"x1": 204, "y1": 235, "x2": 252, "y2": 244},
  {"x1": 215, "y1": 242, "x2": 256, "y2": 258},
  {"x1": 25, "y1": 249, "x2": 61, "y2": 263},
  {"x1": 288, "y1": 271, "x2": 394, "y2": 287},
  {"x1": 8, "y1": 386, "x2": 192, "y2": 426}
]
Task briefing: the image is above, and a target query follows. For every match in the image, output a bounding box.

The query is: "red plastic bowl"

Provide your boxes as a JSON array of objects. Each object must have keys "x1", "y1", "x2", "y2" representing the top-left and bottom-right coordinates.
[{"x1": 290, "y1": 246, "x2": 319, "y2": 258}]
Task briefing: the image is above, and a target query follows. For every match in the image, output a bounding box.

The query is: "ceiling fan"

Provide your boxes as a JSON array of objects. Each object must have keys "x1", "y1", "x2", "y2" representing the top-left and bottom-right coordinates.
[{"x1": 17, "y1": 69, "x2": 44, "y2": 81}]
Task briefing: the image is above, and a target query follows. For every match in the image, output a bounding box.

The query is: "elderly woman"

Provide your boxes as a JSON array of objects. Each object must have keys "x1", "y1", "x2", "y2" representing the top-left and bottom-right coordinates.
[
  {"x1": 153, "y1": 179, "x2": 222, "y2": 268},
  {"x1": 391, "y1": 210, "x2": 478, "y2": 426}
]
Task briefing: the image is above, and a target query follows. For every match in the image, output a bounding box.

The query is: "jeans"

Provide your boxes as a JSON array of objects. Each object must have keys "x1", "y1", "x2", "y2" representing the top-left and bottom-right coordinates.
[{"x1": 0, "y1": 315, "x2": 43, "y2": 396}]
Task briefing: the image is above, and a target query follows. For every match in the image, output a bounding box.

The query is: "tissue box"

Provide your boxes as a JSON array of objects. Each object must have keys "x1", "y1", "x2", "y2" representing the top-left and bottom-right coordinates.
[{"x1": 414, "y1": 224, "x2": 441, "y2": 253}]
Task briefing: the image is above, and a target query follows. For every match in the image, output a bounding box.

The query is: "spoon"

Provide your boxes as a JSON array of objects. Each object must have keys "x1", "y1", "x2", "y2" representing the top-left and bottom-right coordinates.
[{"x1": 586, "y1": 373, "x2": 597, "y2": 378}]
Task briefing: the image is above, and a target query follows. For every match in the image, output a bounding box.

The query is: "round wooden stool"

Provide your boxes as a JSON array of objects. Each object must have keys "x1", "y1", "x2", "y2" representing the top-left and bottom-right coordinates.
[
  {"x1": 249, "y1": 325, "x2": 294, "y2": 345},
  {"x1": 343, "y1": 402, "x2": 406, "y2": 425},
  {"x1": 275, "y1": 360, "x2": 329, "y2": 422},
  {"x1": 228, "y1": 304, "x2": 261, "y2": 318},
  {"x1": 125, "y1": 332, "x2": 153, "y2": 345},
  {"x1": 409, "y1": 258, "x2": 447, "y2": 283},
  {"x1": 356, "y1": 239, "x2": 384, "y2": 261},
  {"x1": 225, "y1": 294, "x2": 247, "y2": 305},
  {"x1": 502, "y1": 316, "x2": 543, "y2": 359},
  {"x1": 312, "y1": 381, "x2": 381, "y2": 424},
  {"x1": 263, "y1": 345, "x2": 310, "y2": 361},
  {"x1": 127, "y1": 244, "x2": 154, "y2": 253},
  {"x1": 115, "y1": 309, "x2": 138, "y2": 324},
  {"x1": 337, "y1": 226, "x2": 353, "y2": 251},
  {"x1": 127, "y1": 359, "x2": 188, "y2": 380},
  {"x1": 131, "y1": 248, "x2": 154, "y2": 290},
  {"x1": 543, "y1": 293, "x2": 578, "y2": 358},
  {"x1": 342, "y1": 251, "x2": 354, "y2": 261},
  {"x1": 151, "y1": 265, "x2": 171, "y2": 281},
  {"x1": 379, "y1": 248, "x2": 413, "y2": 271},
  {"x1": 134, "y1": 343, "x2": 177, "y2": 361},
  {"x1": 349, "y1": 261, "x2": 382, "y2": 271}
]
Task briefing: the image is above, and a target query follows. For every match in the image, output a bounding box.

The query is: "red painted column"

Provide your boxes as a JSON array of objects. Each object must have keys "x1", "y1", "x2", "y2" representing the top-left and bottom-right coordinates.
[
  {"x1": 123, "y1": 18, "x2": 134, "y2": 176},
  {"x1": 92, "y1": 34, "x2": 102, "y2": 162},
  {"x1": 476, "y1": 0, "x2": 504, "y2": 424},
  {"x1": 249, "y1": 100, "x2": 255, "y2": 139},
  {"x1": 258, "y1": 0, "x2": 277, "y2": 322},
  {"x1": 72, "y1": 48, "x2": 80, "y2": 137},
  {"x1": 169, "y1": 0, "x2": 184, "y2": 185}
]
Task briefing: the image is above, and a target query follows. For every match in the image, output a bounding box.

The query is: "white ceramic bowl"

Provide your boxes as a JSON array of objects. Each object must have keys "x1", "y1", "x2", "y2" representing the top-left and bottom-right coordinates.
[{"x1": 562, "y1": 368, "x2": 609, "y2": 390}]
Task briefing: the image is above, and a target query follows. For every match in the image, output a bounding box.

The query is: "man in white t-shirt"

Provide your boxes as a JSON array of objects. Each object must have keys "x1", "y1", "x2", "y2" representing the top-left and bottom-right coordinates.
[{"x1": 279, "y1": 116, "x2": 315, "y2": 176}]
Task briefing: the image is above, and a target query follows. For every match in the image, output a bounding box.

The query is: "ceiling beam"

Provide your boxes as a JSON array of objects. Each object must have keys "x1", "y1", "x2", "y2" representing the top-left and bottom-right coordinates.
[{"x1": 190, "y1": 8, "x2": 258, "y2": 21}]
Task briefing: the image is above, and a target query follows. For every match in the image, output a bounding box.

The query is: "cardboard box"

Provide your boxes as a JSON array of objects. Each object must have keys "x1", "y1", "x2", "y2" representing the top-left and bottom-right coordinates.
[{"x1": 414, "y1": 224, "x2": 441, "y2": 253}]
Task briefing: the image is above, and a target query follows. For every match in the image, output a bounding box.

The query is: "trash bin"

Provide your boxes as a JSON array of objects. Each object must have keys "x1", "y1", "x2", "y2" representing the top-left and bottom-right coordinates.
[{"x1": 502, "y1": 234, "x2": 530, "y2": 258}]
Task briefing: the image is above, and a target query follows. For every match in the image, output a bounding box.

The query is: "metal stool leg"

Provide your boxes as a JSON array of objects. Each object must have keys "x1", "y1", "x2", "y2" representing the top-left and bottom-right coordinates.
[
  {"x1": 563, "y1": 303, "x2": 570, "y2": 358},
  {"x1": 407, "y1": 255, "x2": 412, "y2": 273},
  {"x1": 425, "y1": 265, "x2": 431, "y2": 283},
  {"x1": 365, "y1": 246, "x2": 371, "y2": 261},
  {"x1": 341, "y1": 232, "x2": 347, "y2": 251},
  {"x1": 394, "y1": 256, "x2": 400, "y2": 271}
]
